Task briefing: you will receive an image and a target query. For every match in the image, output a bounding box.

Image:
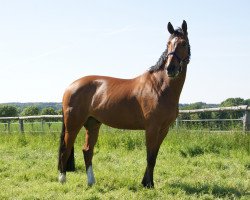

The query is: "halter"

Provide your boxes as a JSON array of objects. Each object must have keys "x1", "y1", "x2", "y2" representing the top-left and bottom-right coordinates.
[
  {"x1": 165, "y1": 43, "x2": 190, "y2": 75},
  {"x1": 167, "y1": 51, "x2": 182, "y2": 63},
  {"x1": 166, "y1": 45, "x2": 190, "y2": 65}
]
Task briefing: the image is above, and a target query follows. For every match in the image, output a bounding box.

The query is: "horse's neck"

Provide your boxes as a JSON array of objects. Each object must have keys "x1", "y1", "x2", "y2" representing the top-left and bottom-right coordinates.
[
  {"x1": 168, "y1": 66, "x2": 187, "y2": 99},
  {"x1": 154, "y1": 67, "x2": 187, "y2": 104}
]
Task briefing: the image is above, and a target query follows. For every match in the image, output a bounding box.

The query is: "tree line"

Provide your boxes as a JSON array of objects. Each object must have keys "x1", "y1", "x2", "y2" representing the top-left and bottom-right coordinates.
[
  {"x1": 0, "y1": 98, "x2": 249, "y2": 119},
  {"x1": 0, "y1": 105, "x2": 62, "y2": 117}
]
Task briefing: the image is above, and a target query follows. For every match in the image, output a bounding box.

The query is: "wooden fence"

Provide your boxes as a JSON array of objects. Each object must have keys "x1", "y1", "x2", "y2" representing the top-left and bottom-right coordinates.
[
  {"x1": 178, "y1": 105, "x2": 250, "y2": 132},
  {"x1": 0, "y1": 115, "x2": 62, "y2": 133},
  {"x1": 0, "y1": 105, "x2": 249, "y2": 133}
]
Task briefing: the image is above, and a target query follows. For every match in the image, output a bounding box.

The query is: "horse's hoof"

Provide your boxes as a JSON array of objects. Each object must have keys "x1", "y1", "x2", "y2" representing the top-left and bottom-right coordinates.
[
  {"x1": 87, "y1": 180, "x2": 95, "y2": 187},
  {"x1": 58, "y1": 173, "x2": 66, "y2": 184},
  {"x1": 142, "y1": 180, "x2": 154, "y2": 188}
]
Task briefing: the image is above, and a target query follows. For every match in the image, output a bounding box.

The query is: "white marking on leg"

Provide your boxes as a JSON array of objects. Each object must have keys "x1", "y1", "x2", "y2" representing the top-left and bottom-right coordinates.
[
  {"x1": 86, "y1": 165, "x2": 95, "y2": 186},
  {"x1": 58, "y1": 172, "x2": 66, "y2": 184}
]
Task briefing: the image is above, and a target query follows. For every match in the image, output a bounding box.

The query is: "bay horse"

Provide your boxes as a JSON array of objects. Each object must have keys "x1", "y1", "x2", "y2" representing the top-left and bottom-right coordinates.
[{"x1": 58, "y1": 20, "x2": 191, "y2": 188}]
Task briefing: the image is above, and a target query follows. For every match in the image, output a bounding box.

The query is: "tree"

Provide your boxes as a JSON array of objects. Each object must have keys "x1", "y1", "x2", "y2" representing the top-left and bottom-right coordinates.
[
  {"x1": 220, "y1": 98, "x2": 245, "y2": 107},
  {"x1": 21, "y1": 106, "x2": 40, "y2": 116},
  {"x1": 244, "y1": 99, "x2": 250, "y2": 106},
  {"x1": 41, "y1": 107, "x2": 57, "y2": 115},
  {"x1": 0, "y1": 105, "x2": 18, "y2": 117},
  {"x1": 40, "y1": 107, "x2": 59, "y2": 126},
  {"x1": 57, "y1": 109, "x2": 63, "y2": 115},
  {"x1": 182, "y1": 102, "x2": 207, "y2": 110},
  {"x1": 0, "y1": 105, "x2": 18, "y2": 131},
  {"x1": 181, "y1": 102, "x2": 212, "y2": 120},
  {"x1": 220, "y1": 98, "x2": 245, "y2": 120}
]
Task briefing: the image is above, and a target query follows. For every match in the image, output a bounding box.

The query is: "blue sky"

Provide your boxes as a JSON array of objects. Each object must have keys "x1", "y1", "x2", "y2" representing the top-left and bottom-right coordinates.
[{"x1": 0, "y1": 0, "x2": 249, "y2": 103}]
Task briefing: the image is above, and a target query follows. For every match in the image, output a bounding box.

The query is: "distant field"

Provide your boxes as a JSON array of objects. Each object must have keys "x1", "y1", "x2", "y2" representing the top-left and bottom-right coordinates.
[{"x1": 0, "y1": 128, "x2": 249, "y2": 199}]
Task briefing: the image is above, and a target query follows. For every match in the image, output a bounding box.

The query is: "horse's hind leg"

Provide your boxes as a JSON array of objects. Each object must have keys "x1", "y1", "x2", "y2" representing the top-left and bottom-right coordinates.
[
  {"x1": 58, "y1": 128, "x2": 79, "y2": 183},
  {"x1": 58, "y1": 109, "x2": 86, "y2": 183},
  {"x1": 82, "y1": 117, "x2": 101, "y2": 186}
]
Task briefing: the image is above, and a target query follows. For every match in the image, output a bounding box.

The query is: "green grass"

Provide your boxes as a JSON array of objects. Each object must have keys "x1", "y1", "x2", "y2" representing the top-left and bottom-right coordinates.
[{"x1": 0, "y1": 128, "x2": 249, "y2": 199}]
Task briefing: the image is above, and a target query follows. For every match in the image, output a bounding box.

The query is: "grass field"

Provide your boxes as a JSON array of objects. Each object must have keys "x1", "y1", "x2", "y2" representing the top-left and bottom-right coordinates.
[{"x1": 0, "y1": 127, "x2": 249, "y2": 199}]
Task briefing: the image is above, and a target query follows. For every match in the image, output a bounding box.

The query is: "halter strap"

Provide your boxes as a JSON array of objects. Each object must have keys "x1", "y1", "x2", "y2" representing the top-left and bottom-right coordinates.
[
  {"x1": 167, "y1": 51, "x2": 181, "y2": 63},
  {"x1": 166, "y1": 51, "x2": 190, "y2": 64}
]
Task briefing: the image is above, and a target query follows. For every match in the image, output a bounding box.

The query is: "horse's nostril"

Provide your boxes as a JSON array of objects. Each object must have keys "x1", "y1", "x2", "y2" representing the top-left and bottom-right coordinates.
[{"x1": 167, "y1": 65, "x2": 177, "y2": 77}]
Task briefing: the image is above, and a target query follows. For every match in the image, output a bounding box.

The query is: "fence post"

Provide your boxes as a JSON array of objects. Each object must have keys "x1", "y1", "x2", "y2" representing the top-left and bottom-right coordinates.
[
  {"x1": 7, "y1": 120, "x2": 10, "y2": 133},
  {"x1": 41, "y1": 119, "x2": 45, "y2": 132},
  {"x1": 176, "y1": 117, "x2": 180, "y2": 132},
  {"x1": 19, "y1": 119, "x2": 24, "y2": 133},
  {"x1": 243, "y1": 110, "x2": 250, "y2": 132}
]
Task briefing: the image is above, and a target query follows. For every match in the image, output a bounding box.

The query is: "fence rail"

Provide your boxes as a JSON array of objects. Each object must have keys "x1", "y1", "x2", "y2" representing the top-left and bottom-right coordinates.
[
  {"x1": 178, "y1": 105, "x2": 250, "y2": 132},
  {"x1": 179, "y1": 105, "x2": 250, "y2": 114},
  {"x1": 0, "y1": 115, "x2": 62, "y2": 120},
  {"x1": 0, "y1": 105, "x2": 249, "y2": 133}
]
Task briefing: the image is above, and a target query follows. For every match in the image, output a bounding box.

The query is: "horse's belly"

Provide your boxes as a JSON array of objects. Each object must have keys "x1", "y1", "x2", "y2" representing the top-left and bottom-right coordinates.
[
  {"x1": 91, "y1": 108, "x2": 145, "y2": 130},
  {"x1": 103, "y1": 118, "x2": 144, "y2": 130}
]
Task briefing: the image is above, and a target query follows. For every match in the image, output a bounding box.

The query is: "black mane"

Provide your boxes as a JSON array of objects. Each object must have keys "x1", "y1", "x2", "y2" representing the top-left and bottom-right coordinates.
[
  {"x1": 148, "y1": 49, "x2": 168, "y2": 73},
  {"x1": 148, "y1": 28, "x2": 190, "y2": 73}
]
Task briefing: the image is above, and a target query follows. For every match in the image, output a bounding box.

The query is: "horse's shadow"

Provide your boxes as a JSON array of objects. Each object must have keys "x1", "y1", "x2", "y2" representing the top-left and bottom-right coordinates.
[{"x1": 169, "y1": 182, "x2": 248, "y2": 198}]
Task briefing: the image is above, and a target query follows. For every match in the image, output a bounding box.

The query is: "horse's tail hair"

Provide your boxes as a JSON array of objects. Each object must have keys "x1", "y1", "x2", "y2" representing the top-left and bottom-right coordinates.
[{"x1": 58, "y1": 108, "x2": 75, "y2": 172}]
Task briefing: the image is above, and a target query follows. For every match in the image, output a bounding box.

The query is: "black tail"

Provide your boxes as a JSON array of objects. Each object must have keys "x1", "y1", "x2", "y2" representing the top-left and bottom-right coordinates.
[{"x1": 58, "y1": 109, "x2": 75, "y2": 172}]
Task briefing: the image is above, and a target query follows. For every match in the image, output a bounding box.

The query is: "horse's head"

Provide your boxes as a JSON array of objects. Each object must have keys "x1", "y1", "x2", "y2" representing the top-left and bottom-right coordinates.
[{"x1": 165, "y1": 20, "x2": 190, "y2": 78}]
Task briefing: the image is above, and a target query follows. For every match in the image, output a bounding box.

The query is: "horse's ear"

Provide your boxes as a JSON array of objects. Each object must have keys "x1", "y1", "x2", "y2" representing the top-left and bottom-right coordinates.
[
  {"x1": 182, "y1": 20, "x2": 188, "y2": 35},
  {"x1": 168, "y1": 22, "x2": 174, "y2": 34}
]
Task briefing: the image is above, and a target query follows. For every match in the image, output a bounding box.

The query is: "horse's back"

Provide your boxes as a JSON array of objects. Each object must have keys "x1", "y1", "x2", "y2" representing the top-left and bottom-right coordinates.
[{"x1": 63, "y1": 75, "x2": 134, "y2": 103}]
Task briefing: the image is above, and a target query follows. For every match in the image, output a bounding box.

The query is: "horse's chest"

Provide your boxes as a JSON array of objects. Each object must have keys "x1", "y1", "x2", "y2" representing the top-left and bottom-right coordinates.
[{"x1": 152, "y1": 101, "x2": 179, "y2": 124}]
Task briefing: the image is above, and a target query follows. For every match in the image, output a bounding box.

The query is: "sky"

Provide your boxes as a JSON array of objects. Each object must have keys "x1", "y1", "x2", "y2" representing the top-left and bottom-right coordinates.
[{"x1": 0, "y1": 0, "x2": 249, "y2": 104}]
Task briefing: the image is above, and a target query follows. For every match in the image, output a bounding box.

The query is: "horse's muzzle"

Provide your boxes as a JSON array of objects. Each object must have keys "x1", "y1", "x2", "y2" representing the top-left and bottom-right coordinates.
[{"x1": 166, "y1": 64, "x2": 181, "y2": 77}]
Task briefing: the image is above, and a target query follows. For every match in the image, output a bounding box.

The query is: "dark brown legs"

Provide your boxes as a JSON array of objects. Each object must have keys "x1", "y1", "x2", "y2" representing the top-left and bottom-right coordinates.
[
  {"x1": 142, "y1": 127, "x2": 168, "y2": 188},
  {"x1": 141, "y1": 149, "x2": 159, "y2": 188}
]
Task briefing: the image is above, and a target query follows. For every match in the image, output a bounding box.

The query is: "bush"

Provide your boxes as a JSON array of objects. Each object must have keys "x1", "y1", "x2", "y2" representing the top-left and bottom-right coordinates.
[
  {"x1": 21, "y1": 106, "x2": 40, "y2": 116},
  {"x1": 41, "y1": 107, "x2": 57, "y2": 115},
  {"x1": 0, "y1": 105, "x2": 18, "y2": 117}
]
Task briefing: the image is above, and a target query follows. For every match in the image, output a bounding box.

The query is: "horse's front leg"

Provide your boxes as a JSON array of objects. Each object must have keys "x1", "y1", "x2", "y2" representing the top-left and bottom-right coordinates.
[{"x1": 142, "y1": 127, "x2": 168, "y2": 188}]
